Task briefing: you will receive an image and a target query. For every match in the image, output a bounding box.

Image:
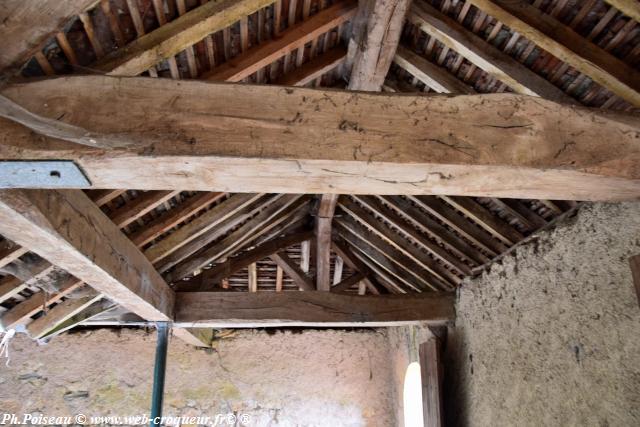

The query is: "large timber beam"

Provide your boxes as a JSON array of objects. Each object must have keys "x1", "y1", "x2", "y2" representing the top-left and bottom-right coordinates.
[
  {"x1": 1, "y1": 76, "x2": 640, "y2": 201},
  {"x1": 347, "y1": 0, "x2": 412, "y2": 91},
  {"x1": 0, "y1": 189, "x2": 207, "y2": 346},
  {"x1": 0, "y1": 0, "x2": 95, "y2": 79},
  {"x1": 95, "y1": 0, "x2": 275, "y2": 76},
  {"x1": 466, "y1": 0, "x2": 640, "y2": 107},
  {"x1": 0, "y1": 190, "x2": 173, "y2": 320},
  {"x1": 175, "y1": 291, "x2": 455, "y2": 327}
]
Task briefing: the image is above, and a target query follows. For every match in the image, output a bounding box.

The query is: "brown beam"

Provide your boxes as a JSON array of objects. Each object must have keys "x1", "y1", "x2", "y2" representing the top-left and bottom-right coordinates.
[
  {"x1": 331, "y1": 272, "x2": 365, "y2": 293},
  {"x1": 2, "y1": 76, "x2": 640, "y2": 200},
  {"x1": 275, "y1": 46, "x2": 347, "y2": 86},
  {"x1": 420, "y1": 337, "x2": 444, "y2": 427},
  {"x1": 165, "y1": 194, "x2": 306, "y2": 282},
  {"x1": 95, "y1": 0, "x2": 275, "y2": 76},
  {"x1": 408, "y1": 1, "x2": 574, "y2": 103},
  {"x1": 144, "y1": 193, "x2": 263, "y2": 264},
  {"x1": 0, "y1": 0, "x2": 95, "y2": 79},
  {"x1": 0, "y1": 190, "x2": 174, "y2": 321},
  {"x1": 202, "y1": 230, "x2": 313, "y2": 287},
  {"x1": 394, "y1": 46, "x2": 476, "y2": 95},
  {"x1": 130, "y1": 192, "x2": 225, "y2": 247},
  {"x1": 466, "y1": 0, "x2": 640, "y2": 106},
  {"x1": 269, "y1": 252, "x2": 315, "y2": 291},
  {"x1": 603, "y1": 1, "x2": 640, "y2": 22},
  {"x1": 331, "y1": 239, "x2": 378, "y2": 291},
  {"x1": 203, "y1": 0, "x2": 357, "y2": 82},
  {"x1": 109, "y1": 190, "x2": 179, "y2": 228},
  {"x1": 347, "y1": 0, "x2": 411, "y2": 91},
  {"x1": 175, "y1": 291, "x2": 455, "y2": 326},
  {"x1": 315, "y1": 194, "x2": 339, "y2": 291}
]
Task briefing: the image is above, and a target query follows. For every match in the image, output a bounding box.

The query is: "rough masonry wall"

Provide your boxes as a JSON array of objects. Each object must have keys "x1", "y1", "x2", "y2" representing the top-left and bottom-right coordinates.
[
  {"x1": 446, "y1": 202, "x2": 640, "y2": 426},
  {"x1": 0, "y1": 328, "x2": 396, "y2": 426}
]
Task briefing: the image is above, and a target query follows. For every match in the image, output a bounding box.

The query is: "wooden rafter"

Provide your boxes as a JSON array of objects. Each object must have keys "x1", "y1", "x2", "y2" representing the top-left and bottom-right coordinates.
[
  {"x1": 203, "y1": 0, "x2": 357, "y2": 82},
  {"x1": 340, "y1": 197, "x2": 461, "y2": 288},
  {"x1": 335, "y1": 217, "x2": 452, "y2": 292},
  {"x1": 0, "y1": 0, "x2": 96, "y2": 79},
  {"x1": 394, "y1": 46, "x2": 476, "y2": 94},
  {"x1": 2, "y1": 76, "x2": 640, "y2": 200},
  {"x1": 109, "y1": 190, "x2": 180, "y2": 228},
  {"x1": 353, "y1": 195, "x2": 473, "y2": 276},
  {"x1": 466, "y1": 0, "x2": 640, "y2": 106},
  {"x1": 407, "y1": 1, "x2": 574, "y2": 103},
  {"x1": 175, "y1": 291, "x2": 455, "y2": 326},
  {"x1": 144, "y1": 193, "x2": 263, "y2": 264},
  {"x1": 439, "y1": 196, "x2": 524, "y2": 246},
  {"x1": 130, "y1": 191, "x2": 225, "y2": 247},
  {"x1": 95, "y1": 0, "x2": 275, "y2": 76},
  {"x1": 380, "y1": 196, "x2": 490, "y2": 265},
  {"x1": 331, "y1": 272, "x2": 366, "y2": 293},
  {"x1": 331, "y1": 240, "x2": 379, "y2": 291},
  {"x1": 165, "y1": 195, "x2": 308, "y2": 283},
  {"x1": 603, "y1": 1, "x2": 640, "y2": 23},
  {"x1": 198, "y1": 230, "x2": 314, "y2": 288},
  {"x1": 409, "y1": 196, "x2": 506, "y2": 255},
  {"x1": 0, "y1": 239, "x2": 28, "y2": 270},
  {"x1": 0, "y1": 190, "x2": 173, "y2": 320},
  {"x1": 275, "y1": 46, "x2": 348, "y2": 86},
  {"x1": 155, "y1": 194, "x2": 273, "y2": 273},
  {"x1": 0, "y1": 190, "x2": 207, "y2": 346}
]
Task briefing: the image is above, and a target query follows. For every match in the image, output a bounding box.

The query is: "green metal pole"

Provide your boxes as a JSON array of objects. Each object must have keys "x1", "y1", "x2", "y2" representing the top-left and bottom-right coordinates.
[{"x1": 150, "y1": 322, "x2": 169, "y2": 426}]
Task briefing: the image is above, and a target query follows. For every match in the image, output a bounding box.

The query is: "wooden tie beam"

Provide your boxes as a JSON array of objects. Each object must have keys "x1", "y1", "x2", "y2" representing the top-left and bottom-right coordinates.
[{"x1": 1, "y1": 76, "x2": 639, "y2": 201}]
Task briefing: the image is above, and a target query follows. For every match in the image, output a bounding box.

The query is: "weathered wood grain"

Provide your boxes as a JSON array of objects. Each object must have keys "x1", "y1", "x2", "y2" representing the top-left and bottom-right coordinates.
[
  {"x1": 420, "y1": 337, "x2": 444, "y2": 427},
  {"x1": 269, "y1": 252, "x2": 315, "y2": 291},
  {"x1": 0, "y1": 0, "x2": 95, "y2": 79},
  {"x1": 603, "y1": 1, "x2": 640, "y2": 23},
  {"x1": 0, "y1": 189, "x2": 174, "y2": 321},
  {"x1": 316, "y1": 194, "x2": 339, "y2": 291},
  {"x1": 203, "y1": 0, "x2": 356, "y2": 81},
  {"x1": 175, "y1": 291, "x2": 455, "y2": 326},
  {"x1": 275, "y1": 46, "x2": 347, "y2": 86},
  {"x1": 467, "y1": 0, "x2": 640, "y2": 106},
  {"x1": 1, "y1": 76, "x2": 640, "y2": 200},
  {"x1": 96, "y1": 0, "x2": 275, "y2": 76},
  {"x1": 408, "y1": 1, "x2": 574, "y2": 103},
  {"x1": 347, "y1": 0, "x2": 411, "y2": 91},
  {"x1": 394, "y1": 46, "x2": 477, "y2": 95}
]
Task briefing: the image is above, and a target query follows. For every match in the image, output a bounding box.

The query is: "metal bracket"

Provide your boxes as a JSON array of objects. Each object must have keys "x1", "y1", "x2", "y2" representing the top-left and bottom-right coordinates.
[{"x1": 0, "y1": 161, "x2": 91, "y2": 188}]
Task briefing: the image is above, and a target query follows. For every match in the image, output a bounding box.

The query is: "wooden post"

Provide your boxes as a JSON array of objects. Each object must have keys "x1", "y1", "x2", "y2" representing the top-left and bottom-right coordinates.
[{"x1": 419, "y1": 337, "x2": 444, "y2": 427}]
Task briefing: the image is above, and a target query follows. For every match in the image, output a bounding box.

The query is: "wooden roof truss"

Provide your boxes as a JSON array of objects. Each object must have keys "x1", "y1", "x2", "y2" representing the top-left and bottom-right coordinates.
[{"x1": 0, "y1": 0, "x2": 638, "y2": 346}]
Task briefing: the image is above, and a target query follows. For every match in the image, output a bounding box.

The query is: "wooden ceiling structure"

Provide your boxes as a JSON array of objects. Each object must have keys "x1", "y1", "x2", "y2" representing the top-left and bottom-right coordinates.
[{"x1": 0, "y1": 0, "x2": 638, "y2": 347}]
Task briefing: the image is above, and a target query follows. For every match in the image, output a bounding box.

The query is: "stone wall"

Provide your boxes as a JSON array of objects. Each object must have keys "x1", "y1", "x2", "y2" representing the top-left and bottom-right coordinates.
[
  {"x1": 0, "y1": 328, "x2": 396, "y2": 426},
  {"x1": 445, "y1": 202, "x2": 640, "y2": 426}
]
